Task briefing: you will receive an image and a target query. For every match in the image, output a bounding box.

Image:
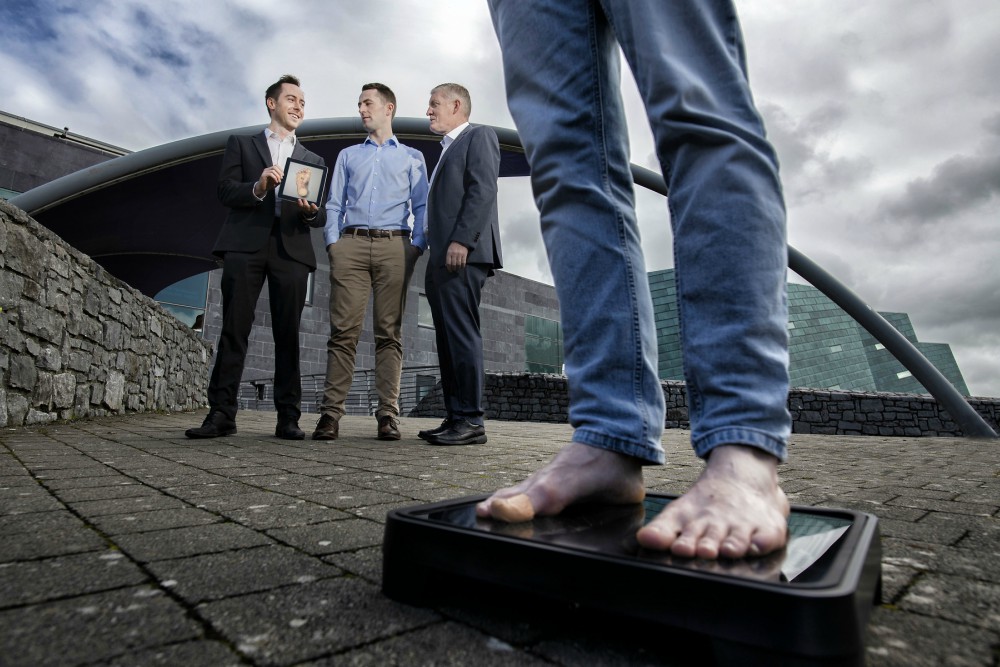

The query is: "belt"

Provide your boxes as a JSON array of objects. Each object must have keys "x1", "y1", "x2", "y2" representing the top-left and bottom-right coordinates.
[{"x1": 343, "y1": 227, "x2": 409, "y2": 238}]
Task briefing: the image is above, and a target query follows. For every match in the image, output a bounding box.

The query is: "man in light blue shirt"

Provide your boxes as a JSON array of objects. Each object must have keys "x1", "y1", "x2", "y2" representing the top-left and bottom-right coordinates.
[{"x1": 313, "y1": 83, "x2": 429, "y2": 442}]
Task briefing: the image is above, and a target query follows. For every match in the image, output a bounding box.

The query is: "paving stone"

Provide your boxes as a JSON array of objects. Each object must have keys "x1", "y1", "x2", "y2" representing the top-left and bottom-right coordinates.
[
  {"x1": 88, "y1": 506, "x2": 222, "y2": 535},
  {"x1": 322, "y1": 545, "x2": 383, "y2": 585},
  {"x1": 0, "y1": 487, "x2": 64, "y2": 514},
  {"x1": 0, "y1": 586, "x2": 202, "y2": 667},
  {"x1": 404, "y1": 484, "x2": 483, "y2": 504},
  {"x1": 898, "y1": 572, "x2": 1000, "y2": 631},
  {"x1": 147, "y1": 544, "x2": 341, "y2": 604},
  {"x1": 222, "y1": 500, "x2": 351, "y2": 530},
  {"x1": 301, "y1": 488, "x2": 411, "y2": 510},
  {"x1": 114, "y1": 522, "x2": 274, "y2": 562},
  {"x1": 0, "y1": 509, "x2": 85, "y2": 535},
  {"x1": 877, "y1": 517, "x2": 968, "y2": 545},
  {"x1": 267, "y1": 518, "x2": 384, "y2": 555},
  {"x1": 192, "y1": 490, "x2": 301, "y2": 512},
  {"x1": 0, "y1": 474, "x2": 36, "y2": 487},
  {"x1": 36, "y1": 474, "x2": 141, "y2": 490},
  {"x1": 103, "y1": 639, "x2": 244, "y2": 667},
  {"x1": 161, "y1": 481, "x2": 263, "y2": 499},
  {"x1": 0, "y1": 549, "x2": 148, "y2": 607},
  {"x1": 51, "y1": 483, "x2": 160, "y2": 503},
  {"x1": 0, "y1": 513, "x2": 107, "y2": 562},
  {"x1": 886, "y1": 496, "x2": 998, "y2": 517},
  {"x1": 197, "y1": 577, "x2": 439, "y2": 666},
  {"x1": 866, "y1": 608, "x2": 998, "y2": 667},
  {"x1": 33, "y1": 467, "x2": 124, "y2": 481},
  {"x1": 0, "y1": 413, "x2": 998, "y2": 667},
  {"x1": 69, "y1": 493, "x2": 191, "y2": 517},
  {"x1": 305, "y1": 620, "x2": 549, "y2": 666},
  {"x1": 344, "y1": 501, "x2": 421, "y2": 524}
]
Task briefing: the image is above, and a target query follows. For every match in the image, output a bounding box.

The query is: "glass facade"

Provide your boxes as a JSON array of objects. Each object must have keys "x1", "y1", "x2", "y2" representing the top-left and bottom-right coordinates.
[
  {"x1": 417, "y1": 293, "x2": 435, "y2": 328},
  {"x1": 648, "y1": 270, "x2": 683, "y2": 381},
  {"x1": 154, "y1": 272, "x2": 209, "y2": 330},
  {"x1": 648, "y1": 269, "x2": 971, "y2": 396},
  {"x1": 859, "y1": 312, "x2": 970, "y2": 395},
  {"x1": 524, "y1": 314, "x2": 563, "y2": 374}
]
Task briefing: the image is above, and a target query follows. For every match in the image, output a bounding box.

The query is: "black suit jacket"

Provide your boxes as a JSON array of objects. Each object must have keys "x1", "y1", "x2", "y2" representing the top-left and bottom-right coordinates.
[
  {"x1": 426, "y1": 124, "x2": 502, "y2": 271},
  {"x1": 213, "y1": 131, "x2": 327, "y2": 269}
]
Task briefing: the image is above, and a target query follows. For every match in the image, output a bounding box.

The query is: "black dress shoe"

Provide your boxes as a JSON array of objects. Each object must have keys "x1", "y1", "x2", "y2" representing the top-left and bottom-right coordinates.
[
  {"x1": 185, "y1": 411, "x2": 236, "y2": 439},
  {"x1": 418, "y1": 418, "x2": 455, "y2": 441},
  {"x1": 424, "y1": 419, "x2": 487, "y2": 446},
  {"x1": 275, "y1": 419, "x2": 305, "y2": 440}
]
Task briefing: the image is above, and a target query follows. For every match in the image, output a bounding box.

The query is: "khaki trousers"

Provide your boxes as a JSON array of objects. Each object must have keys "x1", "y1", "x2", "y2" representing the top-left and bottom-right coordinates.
[{"x1": 321, "y1": 234, "x2": 416, "y2": 419}]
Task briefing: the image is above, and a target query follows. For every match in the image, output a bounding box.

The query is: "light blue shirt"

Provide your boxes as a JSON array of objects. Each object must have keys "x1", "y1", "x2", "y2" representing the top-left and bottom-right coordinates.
[{"x1": 323, "y1": 135, "x2": 429, "y2": 251}]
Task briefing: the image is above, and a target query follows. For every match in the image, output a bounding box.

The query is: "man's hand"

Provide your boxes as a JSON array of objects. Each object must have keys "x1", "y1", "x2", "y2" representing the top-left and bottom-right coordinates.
[
  {"x1": 446, "y1": 241, "x2": 469, "y2": 272},
  {"x1": 255, "y1": 164, "x2": 284, "y2": 196},
  {"x1": 296, "y1": 199, "x2": 319, "y2": 215}
]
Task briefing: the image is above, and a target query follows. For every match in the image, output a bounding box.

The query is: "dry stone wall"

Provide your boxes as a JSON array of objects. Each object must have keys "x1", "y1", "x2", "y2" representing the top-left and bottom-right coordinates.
[
  {"x1": 412, "y1": 372, "x2": 1000, "y2": 438},
  {"x1": 0, "y1": 201, "x2": 209, "y2": 427}
]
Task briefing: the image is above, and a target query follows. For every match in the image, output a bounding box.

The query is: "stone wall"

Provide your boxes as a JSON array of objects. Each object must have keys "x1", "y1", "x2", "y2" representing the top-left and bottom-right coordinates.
[
  {"x1": 0, "y1": 201, "x2": 210, "y2": 427},
  {"x1": 411, "y1": 372, "x2": 1000, "y2": 438}
]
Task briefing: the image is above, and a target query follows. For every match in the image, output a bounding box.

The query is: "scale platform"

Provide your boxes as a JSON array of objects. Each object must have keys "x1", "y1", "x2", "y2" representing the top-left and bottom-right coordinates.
[{"x1": 383, "y1": 493, "x2": 881, "y2": 666}]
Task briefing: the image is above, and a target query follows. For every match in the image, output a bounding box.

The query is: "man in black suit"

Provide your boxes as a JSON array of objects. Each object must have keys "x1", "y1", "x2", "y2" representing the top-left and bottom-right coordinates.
[
  {"x1": 186, "y1": 74, "x2": 326, "y2": 440},
  {"x1": 419, "y1": 83, "x2": 502, "y2": 446}
]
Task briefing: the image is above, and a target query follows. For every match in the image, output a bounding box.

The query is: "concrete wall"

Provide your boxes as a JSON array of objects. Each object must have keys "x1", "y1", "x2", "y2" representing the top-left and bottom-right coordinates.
[
  {"x1": 0, "y1": 201, "x2": 210, "y2": 427},
  {"x1": 412, "y1": 372, "x2": 1000, "y2": 438}
]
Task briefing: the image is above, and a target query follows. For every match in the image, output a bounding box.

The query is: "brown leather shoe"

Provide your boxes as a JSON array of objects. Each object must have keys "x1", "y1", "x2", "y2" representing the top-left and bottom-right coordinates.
[
  {"x1": 312, "y1": 414, "x2": 339, "y2": 441},
  {"x1": 377, "y1": 415, "x2": 401, "y2": 441}
]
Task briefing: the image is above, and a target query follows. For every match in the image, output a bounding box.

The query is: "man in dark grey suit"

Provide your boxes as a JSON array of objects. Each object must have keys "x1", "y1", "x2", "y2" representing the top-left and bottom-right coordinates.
[
  {"x1": 185, "y1": 74, "x2": 326, "y2": 440},
  {"x1": 419, "y1": 83, "x2": 502, "y2": 446}
]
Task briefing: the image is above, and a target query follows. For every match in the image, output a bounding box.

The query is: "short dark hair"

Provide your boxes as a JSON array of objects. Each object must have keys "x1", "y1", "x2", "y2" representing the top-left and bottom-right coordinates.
[
  {"x1": 362, "y1": 82, "x2": 397, "y2": 119},
  {"x1": 265, "y1": 74, "x2": 301, "y2": 113}
]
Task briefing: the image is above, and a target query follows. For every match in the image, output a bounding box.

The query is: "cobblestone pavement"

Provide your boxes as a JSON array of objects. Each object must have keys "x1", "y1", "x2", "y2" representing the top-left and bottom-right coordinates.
[{"x1": 1, "y1": 411, "x2": 997, "y2": 666}]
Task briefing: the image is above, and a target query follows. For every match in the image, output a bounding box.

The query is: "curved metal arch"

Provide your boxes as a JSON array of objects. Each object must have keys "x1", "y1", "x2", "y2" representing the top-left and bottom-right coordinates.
[{"x1": 10, "y1": 117, "x2": 994, "y2": 437}]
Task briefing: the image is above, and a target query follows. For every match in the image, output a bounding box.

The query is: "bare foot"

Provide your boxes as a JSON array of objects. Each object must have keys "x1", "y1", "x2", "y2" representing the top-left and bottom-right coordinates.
[
  {"x1": 636, "y1": 445, "x2": 789, "y2": 559},
  {"x1": 476, "y1": 442, "x2": 645, "y2": 522}
]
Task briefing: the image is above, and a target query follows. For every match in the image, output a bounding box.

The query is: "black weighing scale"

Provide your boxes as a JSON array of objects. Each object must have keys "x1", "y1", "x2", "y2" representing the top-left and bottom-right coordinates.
[{"x1": 383, "y1": 493, "x2": 881, "y2": 666}]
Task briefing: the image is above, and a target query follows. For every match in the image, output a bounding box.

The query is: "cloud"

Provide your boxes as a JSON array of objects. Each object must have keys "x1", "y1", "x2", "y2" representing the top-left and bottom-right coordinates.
[
  {"x1": 761, "y1": 101, "x2": 874, "y2": 205},
  {"x1": 497, "y1": 180, "x2": 551, "y2": 284},
  {"x1": 878, "y1": 151, "x2": 1000, "y2": 225}
]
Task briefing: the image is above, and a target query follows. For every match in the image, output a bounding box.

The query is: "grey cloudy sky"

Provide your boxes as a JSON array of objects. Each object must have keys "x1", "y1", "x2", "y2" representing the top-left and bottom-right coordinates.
[{"x1": 2, "y1": 0, "x2": 998, "y2": 398}]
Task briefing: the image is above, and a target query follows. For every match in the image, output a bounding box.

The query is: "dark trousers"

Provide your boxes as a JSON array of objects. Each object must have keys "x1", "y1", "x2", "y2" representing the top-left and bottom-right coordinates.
[
  {"x1": 207, "y1": 225, "x2": 310, "y2": 421},
  {"x1": 425, "y1": 263, "x2": 490, "y2": 424}
]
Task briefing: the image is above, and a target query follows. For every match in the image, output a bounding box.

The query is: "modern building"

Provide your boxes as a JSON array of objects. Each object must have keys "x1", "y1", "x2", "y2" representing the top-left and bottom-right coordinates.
[
  {"x1": 3, "y1": 109, "x2": 969, "y2": 411},
  {"x1": 649, "y1": 268, "x2": 970, "y2": 396}
]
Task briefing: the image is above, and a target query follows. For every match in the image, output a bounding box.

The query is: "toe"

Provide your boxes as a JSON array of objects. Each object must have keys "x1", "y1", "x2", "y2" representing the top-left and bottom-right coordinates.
[{"x1": 491, "y1": 494, "x2": 535, "y2": 523}]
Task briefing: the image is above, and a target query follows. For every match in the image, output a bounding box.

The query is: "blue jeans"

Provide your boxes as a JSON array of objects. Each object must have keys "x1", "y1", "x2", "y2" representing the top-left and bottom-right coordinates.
[{"x1": 488, "y1": 0, "x2": 790, "y2": 464}]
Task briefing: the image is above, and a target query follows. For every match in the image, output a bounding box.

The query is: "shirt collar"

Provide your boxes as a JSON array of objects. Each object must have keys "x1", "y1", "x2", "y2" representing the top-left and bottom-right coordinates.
[
  {"x1": 441, "y1": 122, "x2": 470, "y2": 149},
  {"x1": 364, "y1": 134, "x2": 399, "y2": 148},
  {"x1": 265, "y1": 128, "x2": 297, "y2": 145}
]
